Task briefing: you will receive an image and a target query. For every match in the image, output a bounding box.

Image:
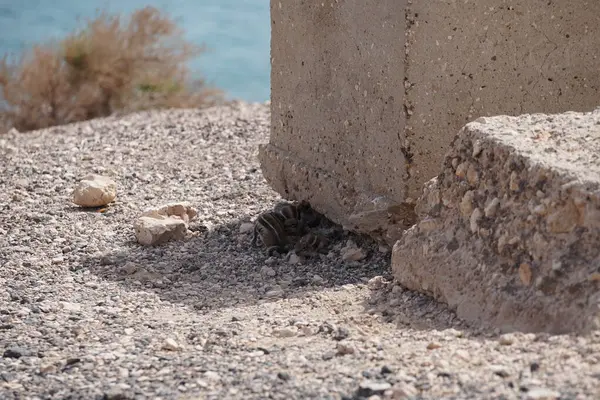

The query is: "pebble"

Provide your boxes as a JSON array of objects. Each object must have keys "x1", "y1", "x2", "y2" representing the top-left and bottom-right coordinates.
[
  {"x1": 272, "y1": 327, "x2": 297, "y2": 338},
  {"x1": 162, "y1": 338, "x2": 182, "y2": 351},
  {"x1": 72, "y1": 174, "x2": 117, "y2": 207},
  {"x1": 525, "y1": 388, "x2": 561, "y2": 400},
  {"x1": 265, "y1": 288, "x2": 285, "y2": 298},
  {"x1": 3, "y1": 347, "x2": 28, "y2": 359},
  {"x1": 385, "y1": 383, "x2": 419, "y2": 398},
  {"x1": 134, "y1": 214, "x2": 188, "y2": 246},
  {"x1": 357, "y1": 380, "x2": 392, "y2": 397},
  {"x1": 427, "y1": 342, "x2": 442, "y2": 350},
  {"x1": 204, "y1": 371, "x2": 221, "y2": 381},
  {"x1": 60, "y1": 301, "x2": 82, "y2": 312},
  {"x1": 499, "y1": 334, "x2": 515, "y2": 346}
]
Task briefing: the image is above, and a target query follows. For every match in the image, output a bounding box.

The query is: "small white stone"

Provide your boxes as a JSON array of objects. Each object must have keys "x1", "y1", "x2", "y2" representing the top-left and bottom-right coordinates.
[
  {"x1": 265, "y1": 289, "x2": 284, "y2": 298},
  {"x1": 72, "y1": 174, "x2": 117, "y2": 207},
  {"x1": 470, "y1": 207, "x2": 483, "y2": 233},
  {"x1": 134, "y1": 214, "x2": 187, "y2": 246},
  {"x1": 288, "y1": 253, "x2": 301, "y2": 264},
  {"x1": 203, "y1": 371, "x2": 221, "y2": 381},
  {"x1": 162, "y1": 338, "x2": 182, "y2": 351},
  {"x1": 60, "y1": 302, "x2": 81, "y2": 312},
  {"x1": 385, "y1": 383, "x2": 418, "y2": 399},
  {"x1": 140, "y1": 202, "x2": 197, "y2": 224},
  {"x1": 498, "y1": 333, "x2": 515, "y2": 346},
  {"x1": 525, "y1": 388, "x2": 560, "y2": 400},
  {"x1": 484, "y1": 197, "x2": 500, "y2": 218},
  {"x1": 272, "y1": 327, "x2": 297, "y2": 338}
]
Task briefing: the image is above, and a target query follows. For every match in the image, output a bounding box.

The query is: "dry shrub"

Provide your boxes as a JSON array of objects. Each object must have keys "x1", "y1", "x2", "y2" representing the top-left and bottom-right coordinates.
[{"x1": 0, "y1": 6, "x2": 223, "y2": 133}]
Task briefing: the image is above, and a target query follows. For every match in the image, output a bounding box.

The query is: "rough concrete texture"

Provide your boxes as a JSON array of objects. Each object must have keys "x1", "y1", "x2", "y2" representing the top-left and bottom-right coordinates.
[
  {"x1": 260, "y1": 0, "x2": 600, "y2": 244},
  {"x1": 392, "y1": 108, "x2": 600, "y2": 334},
  {"x1": 405, "y1": 0, "x2": 600, "y2": 196},
  {"x1": 260, "y1": 0, "x2": 414, "y2": 246}
]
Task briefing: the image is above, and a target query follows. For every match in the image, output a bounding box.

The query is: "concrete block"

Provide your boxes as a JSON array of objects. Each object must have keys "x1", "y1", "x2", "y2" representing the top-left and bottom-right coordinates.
[
  {"x1": 391, "y1": 108, "x2": 600, "y2": 334},
  {"x1": 405, "y1": 1, "x2": 600, "y2": 195},
  {"x1": 260, "y1": 0, "x2": 600, "y2": 244}
]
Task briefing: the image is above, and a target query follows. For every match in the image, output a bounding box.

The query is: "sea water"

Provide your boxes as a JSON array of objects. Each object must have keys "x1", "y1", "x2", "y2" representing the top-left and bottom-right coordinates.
[{"x1": 0, "y1": 0, "x2": 270, "y2": 102}]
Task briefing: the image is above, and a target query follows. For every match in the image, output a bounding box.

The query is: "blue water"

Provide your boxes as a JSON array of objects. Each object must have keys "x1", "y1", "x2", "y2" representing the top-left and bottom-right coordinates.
[{"x1": 0, "y1": 0, "x2": 270, "y2": 102}]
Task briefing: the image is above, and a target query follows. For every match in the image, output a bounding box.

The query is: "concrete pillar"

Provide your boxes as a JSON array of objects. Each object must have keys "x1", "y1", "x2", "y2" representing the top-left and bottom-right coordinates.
[{"x1": 259, "y1": 0, "x2": 600, "y2": 245}]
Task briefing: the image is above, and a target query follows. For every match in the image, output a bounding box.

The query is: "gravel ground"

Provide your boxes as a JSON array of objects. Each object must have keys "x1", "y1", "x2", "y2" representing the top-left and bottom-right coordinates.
[{"x1": 1, "y1": 102, "x2": 599, "y2": 400}]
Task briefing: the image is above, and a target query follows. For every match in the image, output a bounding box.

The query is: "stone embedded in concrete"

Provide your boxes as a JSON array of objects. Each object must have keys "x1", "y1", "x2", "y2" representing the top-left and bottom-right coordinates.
[
  {"x1": 391, "y1": 108, "x2": 600, "y2": 334},
  {"x1": 260, "y1": 0, "x2": 600, "y2": 245}
]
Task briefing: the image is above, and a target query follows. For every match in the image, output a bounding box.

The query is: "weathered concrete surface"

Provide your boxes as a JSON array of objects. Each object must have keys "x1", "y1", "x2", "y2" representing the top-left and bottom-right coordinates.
[
  {"x1": 260, "y1": 0, "x2": 413, "y2": 245},
  {"x1": 405, "y1": 1, "x2": 600, "y2": 196},
  {"x1": 259, "y1": 1, "x2": 600, "y2": 245},
  {"x1": 392, "y1": 108, "x2": 600, "y2": 334}
]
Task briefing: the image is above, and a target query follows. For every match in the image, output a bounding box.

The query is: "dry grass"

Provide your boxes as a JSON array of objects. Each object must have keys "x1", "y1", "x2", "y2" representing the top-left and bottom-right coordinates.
[{"x1": 0, "y1": 6, "x2": 223, "y2": 133}]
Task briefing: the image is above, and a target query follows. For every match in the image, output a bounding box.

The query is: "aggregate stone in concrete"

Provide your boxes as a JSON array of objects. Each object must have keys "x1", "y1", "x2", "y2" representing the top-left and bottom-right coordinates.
[{"x1": 392, "y1": 108, "x2": 600, "y2": 334}]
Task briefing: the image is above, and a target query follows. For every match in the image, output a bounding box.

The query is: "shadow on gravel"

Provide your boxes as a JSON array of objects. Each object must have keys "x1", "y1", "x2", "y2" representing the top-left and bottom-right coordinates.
[
  {"x1": 79, "y1": 212, "x2": 384, "y2": 304},
  {"x1": 78, "y1": 210, "x2": 474, "y2": 335}
]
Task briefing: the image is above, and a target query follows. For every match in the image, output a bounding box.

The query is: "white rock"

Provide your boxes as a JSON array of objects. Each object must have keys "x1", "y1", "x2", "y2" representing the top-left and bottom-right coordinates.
[
  {"x1": 272, "y1": 327, "x2": 297, "y2": 338},
  {"x1": 288, "y1": 253, "x2": 301, "y2": 264},
  {"x1": 525, "y1": 388, "x2": 560, "y2": 400},
  {"x1": 72, "y1": 174, "x2": 117, "y2": 207},
  {"x1": 162, "y1": 338, "x2": 182, "y2": 351},
  {"x1": 204, "y1": 371, "x2": 221, "y2": 381},
  {"x1": 385, "y1": 383, "x2": 419, "y2": 399},
  {"x1": 498, "y1": 333, "x2": 515, "y2": 346},
  {"x1": 265, "y1": 288, "x2": 285, "y2": 298},
  {"x1": 134, "y1": 214, "x2": 187, "y2": 246},
  {"x1": 140, "y1": 202, "x2": 198, "y2": 224},
  {"x1": 60, "y1": 301, "x2": 82, "y2": 312}
]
